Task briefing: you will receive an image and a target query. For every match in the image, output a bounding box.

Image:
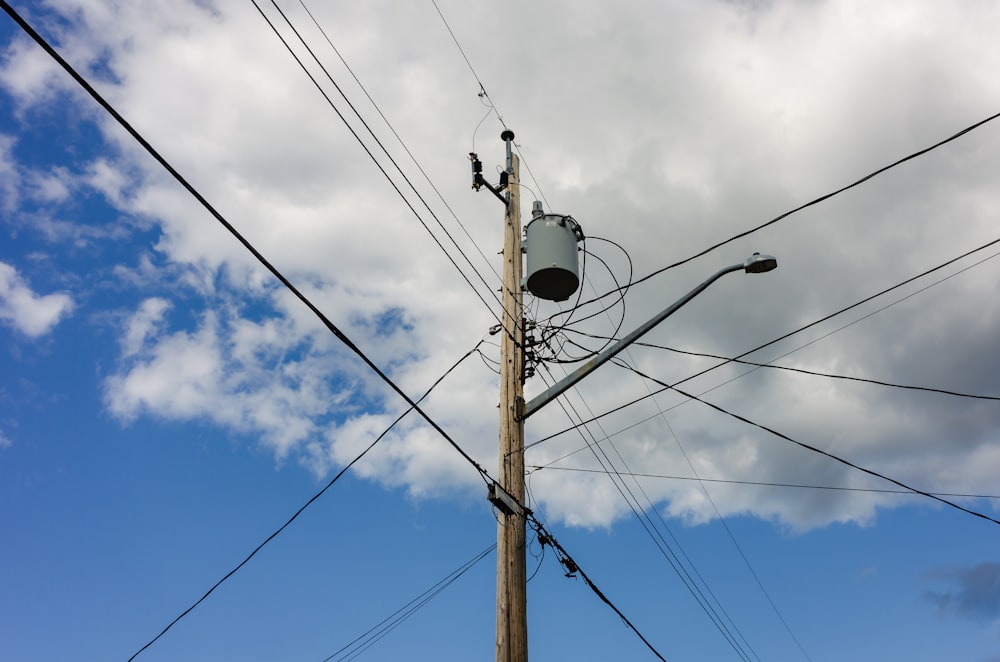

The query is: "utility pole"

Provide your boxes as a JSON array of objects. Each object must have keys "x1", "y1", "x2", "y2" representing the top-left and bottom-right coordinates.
[
  {"x1": 495, "y1": 131, "x2": 527, "y2": 662},
  {"x1": 472, "y1": 130, "x2": 777, "y2": 662}
]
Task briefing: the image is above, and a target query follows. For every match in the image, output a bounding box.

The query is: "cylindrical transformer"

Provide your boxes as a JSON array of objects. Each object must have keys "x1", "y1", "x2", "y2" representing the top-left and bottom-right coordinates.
[{"x1": 523, "y1": 202, "x2": 583, "y2": 302}]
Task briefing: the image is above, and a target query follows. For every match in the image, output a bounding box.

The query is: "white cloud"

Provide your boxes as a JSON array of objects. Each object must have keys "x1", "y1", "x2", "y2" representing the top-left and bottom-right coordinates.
[
  {"x1": 120, "y1": 297, "x2": 171, "y2": 358},
  {"x1": 17, "y1": 0, "x2": 1000, "y2": 530},
  {"x1": 105, "y1": 295, "x2": 412, "y2": 461},
  {"x1": 25, "y1": 166, "x2": 73, "y2": 204},
  {"x1": 0, "y1": 32, "x2": 67, "y2": 109},
  {"x1": 0, "y1": 262, "x2": 74, "y2": 338},
  {"x1": 0, "y1": 134, "x2": 20, "y2": 212}
]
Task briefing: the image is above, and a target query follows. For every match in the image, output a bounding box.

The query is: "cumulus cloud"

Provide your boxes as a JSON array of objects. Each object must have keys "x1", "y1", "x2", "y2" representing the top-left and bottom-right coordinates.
[
  {"x1": 0, "y1": 262, "x2": 73, "y2": 337},
  {"x1": 106, "y1": 301, "x2": 331, "y2": 458},
  {"x1": 0, "y1": 30, "x2": 66, "y2": 109},
  {"x1": 120, "y1": 297, "x2": 171, "y2": 358},
  {"x1": 0, "y1": 134, "x2": 19, "y2": 212},
  {"x1": 16, "y1": 0, "x2": 1000, "y2": 529}
]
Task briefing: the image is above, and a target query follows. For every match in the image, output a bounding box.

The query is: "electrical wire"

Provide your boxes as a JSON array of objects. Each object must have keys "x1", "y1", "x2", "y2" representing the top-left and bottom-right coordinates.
[
  {"x1": 0, "y1": 4, "x2": 495, "y2": 483},
  {"x1": 523, "y1": 477, "x2": 547, "y2": 583},
  {"x1": 566, "y1": 267, "x2": 778, "y2": 662},
  {"x1": 527, "y1": 216, "x2": 762, "y2": 658},
  {"x1": 638, "y1": 410, "x2": 810, "y2": 661},
  {"x1": 527, "y1": 516, "x2": 668, "y2": 662},
  {"x1": 618, "y1": 361, "x2": 1000, "y2": 527},
  {"x1": 579, "y1": 282, "x2": 810, "y2": 662},
  {"x1": 531, "y1": 272, "x2": 1000, "y2": 466},
  {"x1": 429, "y1": 0, "x2": 552, "y2": 211},
  {"x1": 295, "y1": 0, "x2": 506, "y2": 300},
  {"x1": 533, "y1": 236, "x2": 635, "y2": 367},
  {"x1": 252, "y1": 0, "x2": 514, "y2": 331},
  {"x1": 637, "y1": 342, "x2": 1000, "y2": 402},
  {"x1": 524, "y1": 233, "x2": 1000, "y2": 452},
  {"x1": 126, "y1": 340, "x2": 486, "y2": 661},
  {"x1": 0, "y1": 8, "x2": 499, "y2": 656},
  {"x1": 574, "y1": 109, "x2": 1000, "y2": 312},
  {"x1": 0, "y1": 7, "x2": 699, "y2": 661},
  {"x1": 540, "y1": 236, "x2": 633, "y2": 340},
  {"x1": 321, "y1": 543, "x2": 496, "y2": 662},
  {"x1": 263, "y1": 10, "x2": 675, "y2": 654},
  {"x1": 526, "y1": 466, "x2": 1000, "y2": 500},
  {"x1": 534, "y1": 363, "x2": 758, "y2": 661}
]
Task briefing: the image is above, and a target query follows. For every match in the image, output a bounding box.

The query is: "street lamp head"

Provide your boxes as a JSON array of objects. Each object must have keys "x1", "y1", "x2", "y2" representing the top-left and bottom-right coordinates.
[{"x1": 743, "y1": 252, "x2": 778, "y2": 274}]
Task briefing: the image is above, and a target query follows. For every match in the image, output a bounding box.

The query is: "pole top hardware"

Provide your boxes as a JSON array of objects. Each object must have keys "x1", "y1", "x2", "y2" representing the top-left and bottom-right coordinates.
[
  {"x1": 468, "y1": 131, "x2": 515, "y2": 206},
  {"x1": 488, "y1": 481, "x2": 531, "y2": 517}
]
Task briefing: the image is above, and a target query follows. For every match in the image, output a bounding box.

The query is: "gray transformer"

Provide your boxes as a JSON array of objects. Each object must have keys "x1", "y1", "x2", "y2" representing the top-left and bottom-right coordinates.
[{"x1": 522, "y1": 201, "x2": 584, "y2": 302}]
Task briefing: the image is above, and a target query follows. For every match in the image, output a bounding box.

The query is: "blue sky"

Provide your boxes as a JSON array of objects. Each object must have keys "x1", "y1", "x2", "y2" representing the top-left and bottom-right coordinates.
[{"x1": 3, "y1": 1, "x2": 1000, "y2": 660}]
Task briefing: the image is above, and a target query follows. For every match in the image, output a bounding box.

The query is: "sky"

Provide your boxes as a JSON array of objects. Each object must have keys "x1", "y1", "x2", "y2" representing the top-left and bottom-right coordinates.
[{"x1": 2, "y1": 0, "x2": 1000, "y2": 660}]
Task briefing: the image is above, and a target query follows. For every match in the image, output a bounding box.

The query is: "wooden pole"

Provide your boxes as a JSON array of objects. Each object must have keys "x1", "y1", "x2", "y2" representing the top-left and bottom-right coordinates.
[{"x1": 496, "y1": 152, "x2": 527, "y2": 662}]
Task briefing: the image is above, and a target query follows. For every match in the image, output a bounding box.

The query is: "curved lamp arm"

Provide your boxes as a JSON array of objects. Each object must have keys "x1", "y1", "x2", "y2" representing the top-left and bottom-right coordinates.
[{"x1": 520, "y1": 253, "x2": 776, "y2": 420}]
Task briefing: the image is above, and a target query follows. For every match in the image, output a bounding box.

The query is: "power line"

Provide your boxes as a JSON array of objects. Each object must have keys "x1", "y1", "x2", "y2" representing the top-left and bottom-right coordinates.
[
  {"x1": 126, "y1": 340, "x2": 485, "y2": 661},
  {"x1": 529, "y1": 231, "x2": 763, "y2": 655},
  {"x1": 532, "y1": 246, "x2": 1000, "y2": 471},
  {"x1": 620, "y1": 361, "x2": 1000, "y2": 527},
  {"x1": 429, "y1": 0, "x2": 552, "y2": 211},
  {"x1": 570, "y1": 108, "x2": 1000, "y2": 313},
  {"x1": 322, "y1": 542, "x2": 496, "y2": 662},
  {"x1": 39, "y1": 0, "x2": 493, "y2": 487},
  {"x1": 639, "y1": 393, "x2": 812, "y2": 661},
  {"x1": 0, "y1": 6, "x2": 722, "y2": 661},
  {"x1": 529, "y1": 465, "x2": 1000, "y2": 500},
  {"x1": 296, "y1": 0, "x2": 503, "y2": 283},
  {"x1": 0, "y1": 5, "x2": 492, "y2": 479},
  {"x1": 525, "y1": 233, "x2": 1000, "y2": 453},
  {"x1": 0, "y1": 8, "x2": 498, "y2": 657},
  {"x1": 638, "y1": 342, "x2": 1000, "y2": 402},
  {"x1": 527, "y1": 516, "x2": 669, "y2": 662},
  {"x1": 534, "y1": 364, "x2": 759, "y2": 661},
  {"x1": 628, "y1": 246, "x2": 1000, "y2": 401},
  {"x1": 252, "y1": 0, "x2": 510, "y2": 329}
]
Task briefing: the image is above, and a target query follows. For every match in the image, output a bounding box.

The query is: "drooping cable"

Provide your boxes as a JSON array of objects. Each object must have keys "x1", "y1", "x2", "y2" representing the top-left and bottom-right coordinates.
[
  {"x1": 0, "y1": 7, "x2": 709, "y2": 661},
  {"x1": 428, "y1": 0, "x2": 552, "y2": 211},
  {"x1": 535, "y1": 238, "x2": 633, "y2": 365},
  {"x1": 321, "y1": 543, "x2": 496, "y2": 662},
  {"x1": 525, "y1": 233, "x2": 1000, "y2": 452},
  {"x1": 0, "y1": 9, "x2": 499, "y2": 656},
  {"x1": 0, "y1": 0, "x2": 494, "y2": 488},
  {"x1": 638, "y1": 342, "x2": 1000, "y2": 402},
  {"x1": 126, "y1": 340, "x2": 486, "y2": 661},
  {"x1": 527, "y1": 515, "x2": 668, "y2": 662},
  {"x1": 252, "y1": 0, "x2": 510, "y2": 330},
  {"x1": 618, "y1": 361, "x2": 1000, "y2": 527},
  {"x1": 529, "y1": 226, "x2": 761, "y2": 658},
  {"x1": 534, "y1": 363, "x2": 758, "y2": 661},
  {"x1": 527, "y1": 466, "x2": 1000, "y2": 500},
  {"x1": 572, "y1": 109, "x2": 1000, "y2": 312},
  {"x1": 545, "y1": 237, "x2": 634, "y2": 335},
  {"x1": 296, "y1": 0, "x2": 504, "y2": 290},
  {"x1": 646, "y1": 403, "x2": 813, "y2": 661}
]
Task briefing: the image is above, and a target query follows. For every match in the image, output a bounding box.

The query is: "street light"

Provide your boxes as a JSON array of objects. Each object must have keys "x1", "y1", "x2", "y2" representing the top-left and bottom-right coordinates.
[{"x1": 520, "y1": 253, "x2": 778, "y2": 420}]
